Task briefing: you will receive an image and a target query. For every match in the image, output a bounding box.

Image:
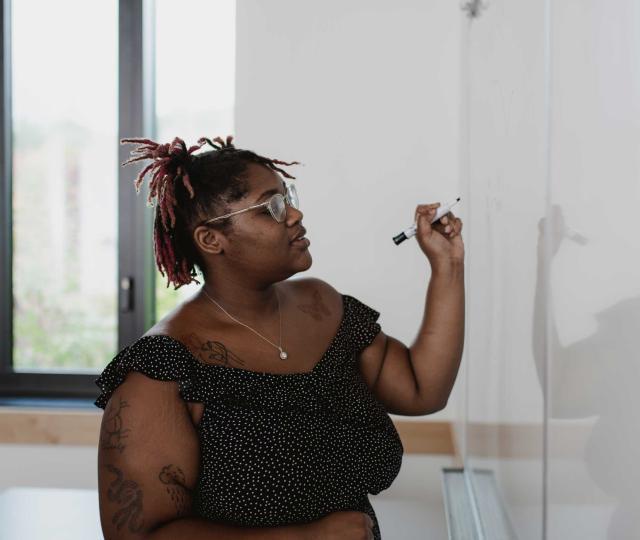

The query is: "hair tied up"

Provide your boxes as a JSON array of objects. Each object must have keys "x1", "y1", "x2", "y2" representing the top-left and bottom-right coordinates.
[
  {"x1": 198, "y1": 135, "x2": 236, "y2": 151},
  {"x1": 120, "y1": 135, "x2": 208, "y2": 230}
]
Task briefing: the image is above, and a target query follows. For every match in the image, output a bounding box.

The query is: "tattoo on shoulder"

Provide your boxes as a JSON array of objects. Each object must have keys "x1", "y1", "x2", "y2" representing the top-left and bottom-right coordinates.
[
  {"x1": 159, "y1": 464, "x2": 192, "y2": 517},
  {"x1": 184, "y1": 332, "x2": 246, "y2": 368},
  {"x1": 100, "y1": 396, "x2": 131, "y2": 453},
  {"x1": 105, "y1": 464, "x2": 145, "y2": 534},
  {"x1": 297, "y1": 288, "x2": 331, "y2": 321}
]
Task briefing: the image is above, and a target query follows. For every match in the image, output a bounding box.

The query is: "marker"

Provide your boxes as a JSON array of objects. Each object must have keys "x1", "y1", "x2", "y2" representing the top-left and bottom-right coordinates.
[{"x1": 393, "y1": 197, "x2": 462, "y2": 245}]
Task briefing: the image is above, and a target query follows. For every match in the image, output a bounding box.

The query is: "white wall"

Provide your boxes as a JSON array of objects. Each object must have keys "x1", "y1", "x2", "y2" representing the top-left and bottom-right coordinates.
[
  {"x1": 0, "y1": 444, "x2": 97, "y2": 490},
  {"x1": 235, "y1": 0, "x2": 462, "y2": 422}
]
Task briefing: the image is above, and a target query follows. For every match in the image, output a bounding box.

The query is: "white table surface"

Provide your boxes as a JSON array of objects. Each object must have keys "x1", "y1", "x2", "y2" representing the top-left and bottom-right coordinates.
[{"x1": 0, "y1": 487, "x2": 103, "y2": 539}]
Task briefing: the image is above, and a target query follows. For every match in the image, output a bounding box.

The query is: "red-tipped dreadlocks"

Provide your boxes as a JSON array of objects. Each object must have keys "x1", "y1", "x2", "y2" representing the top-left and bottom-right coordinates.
[{"x1": 120, "y1": 135, "x2": 301, "y2": 290}]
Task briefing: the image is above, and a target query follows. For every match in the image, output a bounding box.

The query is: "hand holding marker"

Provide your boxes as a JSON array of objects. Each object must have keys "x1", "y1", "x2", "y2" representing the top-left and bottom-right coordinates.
[{"x1": 393, "y1": 197, "x2": 462, "y2": 245}]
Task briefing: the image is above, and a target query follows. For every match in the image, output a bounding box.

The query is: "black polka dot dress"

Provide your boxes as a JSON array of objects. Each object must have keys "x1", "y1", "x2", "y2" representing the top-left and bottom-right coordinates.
[{"x1": 94, "y1": 293, "x2": 404, "y2": 539}]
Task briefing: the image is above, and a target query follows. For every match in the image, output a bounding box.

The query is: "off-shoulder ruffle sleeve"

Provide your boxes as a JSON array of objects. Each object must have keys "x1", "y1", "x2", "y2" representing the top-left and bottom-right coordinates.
[
  {"x1": 93, "y1": 335, "x2": 201, "y2": 409},
  {"x1": 343, "y1": 294, "x2": 382, "y2": 353}
]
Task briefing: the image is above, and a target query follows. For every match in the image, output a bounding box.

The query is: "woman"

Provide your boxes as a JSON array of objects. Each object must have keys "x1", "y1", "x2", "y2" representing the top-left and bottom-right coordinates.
[{"x1": 94, "y1": 135, "x2": 465, "y2": 540}]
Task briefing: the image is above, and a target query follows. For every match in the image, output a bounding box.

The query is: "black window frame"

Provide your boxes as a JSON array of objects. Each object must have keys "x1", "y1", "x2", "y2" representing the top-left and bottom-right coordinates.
[{"x1": 0, "y1": 0, "x2": 158, "y2": 406}]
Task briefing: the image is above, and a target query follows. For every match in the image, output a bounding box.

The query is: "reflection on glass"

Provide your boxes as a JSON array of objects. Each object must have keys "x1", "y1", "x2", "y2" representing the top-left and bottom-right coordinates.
[
  {"x1": 153, "y1": 0, "x2": 236, "y2": 322},
  {"x1": 12, "y1": 0, "x2": 118, "y2": 371}
]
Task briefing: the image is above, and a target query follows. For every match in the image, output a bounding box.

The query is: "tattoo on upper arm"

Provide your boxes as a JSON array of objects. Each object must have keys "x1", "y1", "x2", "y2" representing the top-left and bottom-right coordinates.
[
  {"x1": 105, "y1": 464, "x2": 145, "y2": 534},
  {"x1": 159, "y1": 464, "x2": 193, "y2": 517},
  {"x1": 100, "y1": 396, "x2": 131, "y2": 453},
  {"x1": 184, "y1": 333, "x2": 246, "y2": 368}
]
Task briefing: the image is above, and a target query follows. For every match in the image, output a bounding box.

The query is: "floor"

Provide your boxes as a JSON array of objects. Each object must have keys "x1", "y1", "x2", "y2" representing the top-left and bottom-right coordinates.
[{"x1": 371, "y1": 453, "x2": 456, "y2": 539}]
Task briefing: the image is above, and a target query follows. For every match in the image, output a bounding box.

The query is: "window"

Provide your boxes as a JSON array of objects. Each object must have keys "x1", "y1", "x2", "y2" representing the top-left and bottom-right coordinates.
[
  {"x1": 11, "y1": 0, "x2": 118, "y2": 373},
  {"x1": 0, "y1": 0, "x2": 236, "y2": 402}
]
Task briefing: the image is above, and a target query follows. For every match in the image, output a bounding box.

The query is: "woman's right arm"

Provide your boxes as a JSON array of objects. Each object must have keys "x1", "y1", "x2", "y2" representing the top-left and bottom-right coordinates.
[{"x1": 97, "y1": 370, "x2": 371, "y2": 540}]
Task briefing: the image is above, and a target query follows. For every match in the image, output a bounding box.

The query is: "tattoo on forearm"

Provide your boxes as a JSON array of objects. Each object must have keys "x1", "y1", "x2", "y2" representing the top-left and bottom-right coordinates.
[
  {"x1": 100, "y1": 397, "x2": 131, "y2": 453},
  {"x1": 105, "y1": 464, "x2": 145, "y2": 534},
  {"x1": 297, "y1": 289, "x2": 330, "y2": 321},
  {"x1": 185, "y1": 333, "x2": 246, "y2": 368},
  {"x1": 159, "y1": 464, "x2": 192, "y2": 517}
]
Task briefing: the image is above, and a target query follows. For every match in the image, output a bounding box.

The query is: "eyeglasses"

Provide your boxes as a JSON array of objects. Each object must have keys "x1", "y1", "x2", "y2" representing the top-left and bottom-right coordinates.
[{"x1": 201, "y1": 182, "x2": 299, "y2": 226}]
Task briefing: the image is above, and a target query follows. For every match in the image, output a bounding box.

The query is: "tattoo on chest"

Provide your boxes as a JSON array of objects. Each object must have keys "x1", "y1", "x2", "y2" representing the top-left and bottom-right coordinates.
[
  {"x1": 100, "y1": 396, "x2": 131, "y2": 453},
  {"x1": 297, "y1": 289, "x2": 331, "y2": 321},
  {"x1": 184, "y1": 333, "x2": 246, "y2": 368}
]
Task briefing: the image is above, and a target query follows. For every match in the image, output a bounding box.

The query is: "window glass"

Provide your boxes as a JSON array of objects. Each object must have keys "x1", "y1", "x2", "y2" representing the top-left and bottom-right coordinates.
[{"x1": 12, "y1": 0, "x2": 118, "y2": 371}]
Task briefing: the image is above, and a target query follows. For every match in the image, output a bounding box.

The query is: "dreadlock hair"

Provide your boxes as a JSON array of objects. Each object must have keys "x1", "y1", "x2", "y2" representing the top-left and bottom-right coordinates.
[{"x1": 120, "y1": 134, "x2": 302, "y2": 290}]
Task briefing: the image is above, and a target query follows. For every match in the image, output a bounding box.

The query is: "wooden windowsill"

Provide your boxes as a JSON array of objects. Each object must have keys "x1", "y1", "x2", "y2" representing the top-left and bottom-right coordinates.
[{"x1": 0, "y1": 407, "x2": 456, "y2": 455}]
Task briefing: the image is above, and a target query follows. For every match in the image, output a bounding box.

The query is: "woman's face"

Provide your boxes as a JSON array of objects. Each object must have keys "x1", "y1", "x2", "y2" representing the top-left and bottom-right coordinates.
[{"x1": 195, "y1": 162, "x2": 312, "y2": 283}]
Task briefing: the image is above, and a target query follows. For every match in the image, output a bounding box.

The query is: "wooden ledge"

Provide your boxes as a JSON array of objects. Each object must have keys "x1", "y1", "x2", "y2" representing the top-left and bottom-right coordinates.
[
  {"x1": 0, "y1": 408, "x2": 455, "y2": 455},
  {"x1": 0, "y1": 408, "x2": 102, "y2": 446}
]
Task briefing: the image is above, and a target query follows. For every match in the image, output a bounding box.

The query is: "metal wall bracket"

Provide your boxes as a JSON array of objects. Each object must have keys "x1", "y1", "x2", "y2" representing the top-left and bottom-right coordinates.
[
  {"x1": 461, "y1": 0, "x2": 489, "y2": 19},
  {"x1": 442, "y1": 468, "x2": 481, "y2": 539},
  {"x1": 442, "y1": 467, "x2": 519, "y2": 539}
]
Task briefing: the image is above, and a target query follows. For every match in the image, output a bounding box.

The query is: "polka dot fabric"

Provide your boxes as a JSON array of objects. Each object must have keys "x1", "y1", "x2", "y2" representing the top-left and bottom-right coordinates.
[{"x1": 94, "y1": 293, "x2": 403, "y2": 539}]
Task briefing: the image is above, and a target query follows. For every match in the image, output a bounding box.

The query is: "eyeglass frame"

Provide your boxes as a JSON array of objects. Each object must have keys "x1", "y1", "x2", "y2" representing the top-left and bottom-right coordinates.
[{"x1": 199, "y1": 181, "x2": 298, "y2": 226}]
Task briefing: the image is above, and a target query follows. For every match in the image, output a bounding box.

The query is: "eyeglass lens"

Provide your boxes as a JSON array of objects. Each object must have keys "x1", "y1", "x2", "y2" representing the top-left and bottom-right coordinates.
[{"x1": 269, "y1": 183, "x2": 298, "y2": 222}]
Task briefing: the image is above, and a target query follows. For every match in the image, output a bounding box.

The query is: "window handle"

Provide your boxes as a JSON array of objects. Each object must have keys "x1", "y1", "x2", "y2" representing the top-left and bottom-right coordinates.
[{"x1": 119, "y1": 276, "x2": 134, "y2": 312}]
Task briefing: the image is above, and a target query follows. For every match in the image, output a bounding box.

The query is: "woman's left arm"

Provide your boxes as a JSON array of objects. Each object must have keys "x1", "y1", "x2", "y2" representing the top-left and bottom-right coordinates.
[
  {"x1": 409, "y1": 259, "x2": 465, "y2": 411},
  {"x1": 357, "y1": 204, "x2": 465, "y2": 415},
  {"x1": 408, "y1": 204, "x2": 465, "y2": 410}
]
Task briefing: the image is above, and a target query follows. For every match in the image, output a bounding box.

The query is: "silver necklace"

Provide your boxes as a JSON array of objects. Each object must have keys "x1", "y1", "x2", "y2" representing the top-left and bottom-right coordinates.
[{"x1": 201, "y1": 287, "x2": 288, "y2": 360}]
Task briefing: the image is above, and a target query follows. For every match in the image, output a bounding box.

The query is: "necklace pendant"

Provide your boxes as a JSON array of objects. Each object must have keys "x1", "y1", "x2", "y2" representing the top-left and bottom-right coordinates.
[{"x1": 279, "y1": 350, "x2": 288, "y2": 360}]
